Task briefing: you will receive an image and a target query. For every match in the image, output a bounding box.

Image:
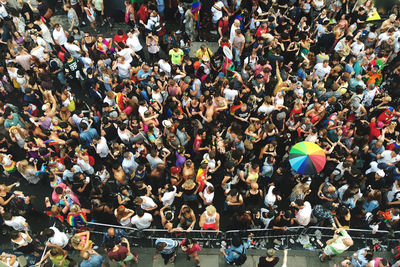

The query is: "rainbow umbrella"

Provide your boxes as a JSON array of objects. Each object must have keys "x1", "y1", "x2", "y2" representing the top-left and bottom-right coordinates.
[{"x1": 289, "y1": 141, "x2": 326, "y2": 175}]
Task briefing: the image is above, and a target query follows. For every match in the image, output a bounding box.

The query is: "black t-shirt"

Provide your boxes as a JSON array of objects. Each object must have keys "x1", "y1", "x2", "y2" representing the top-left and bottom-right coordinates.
[
  {"x1": 0, "y1": 26, "x2": 11, "y2": 43},
  {"x1": 235, "y1": 108, "x2": 250, "y2": 119},
  {"x1": 21, "y1": 3, "x2": 34, "y2": 23},
  {"x1": 25, "y1": 24, "x2": 41, "y2": 35},
  {"x1": 258, "y1": 256, "x2": 279, "y2": 267}
]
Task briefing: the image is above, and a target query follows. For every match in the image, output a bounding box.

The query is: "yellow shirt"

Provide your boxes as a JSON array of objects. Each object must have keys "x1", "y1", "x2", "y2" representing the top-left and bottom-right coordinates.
[{"x1": 196, "y1": 48, "x2": 213, "y2": 61}]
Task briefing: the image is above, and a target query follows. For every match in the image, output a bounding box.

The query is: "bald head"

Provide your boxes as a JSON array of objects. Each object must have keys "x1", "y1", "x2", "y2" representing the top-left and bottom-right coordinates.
[{"x1": 108, "y1": 227, "x2": 115, "y2": 237}]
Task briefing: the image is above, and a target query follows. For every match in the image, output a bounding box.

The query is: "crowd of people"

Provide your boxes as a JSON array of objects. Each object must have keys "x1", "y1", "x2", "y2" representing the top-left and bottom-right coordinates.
[{"x1": 0, "y1": 0, "x2": 400, "y2": 265}]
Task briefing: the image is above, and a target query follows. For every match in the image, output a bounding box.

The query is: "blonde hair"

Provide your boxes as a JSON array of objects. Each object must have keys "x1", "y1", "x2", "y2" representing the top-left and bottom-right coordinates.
[
  {"x1": 293, "y1": 183, "x2": 310, "y2": 196},
  {"x1": 16, "y1": 160, "x2": 30, "y2": 175},
  {"x1": 70, "y1": 204, "x2": 80, "y2": 213},
  {"x1": 206, "y1": 205, "x2": 216, "y2": 216},
  {"x1": 71, "y1": 235, "x2": 81, "y2": 246},
  {"x1": 182, "y1": 179, "x2": 195, "y2": 187},
  {"x1": 9, "y1": 126, "x2": 26, "y2": 140}
]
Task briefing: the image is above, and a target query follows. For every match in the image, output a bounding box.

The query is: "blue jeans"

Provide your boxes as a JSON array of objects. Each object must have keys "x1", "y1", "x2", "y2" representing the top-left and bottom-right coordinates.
[{"x1": 233, "y1": 48, "x2": 241, "y2": 67}]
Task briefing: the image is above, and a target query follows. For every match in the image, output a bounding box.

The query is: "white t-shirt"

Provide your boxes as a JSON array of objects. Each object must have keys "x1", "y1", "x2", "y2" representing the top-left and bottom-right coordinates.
[
  {"x1": 260, "y1": 207, "x2": 274, "y2": 228},
  {"x1": 258, "y1": 104, "x2": 275, "y2": 115},
  {"x1": 48, "y1": 227, "x2": 69, "y2": 248},
  {"x1": 96, "y1": 136, "x2": 109, "y2": 158},
  {"x1": 224, "y1": 88, "x2": 238, "y2": 102},
  {"x1": 118, "y1": 48, "x2": 134, "y2": 64},
  {"x1": 202, "y1": 182, "x2": 214, "y2": 204},
  {"x1": 350, "y1": 42, "x2": 364, "y2": 55},
  {"x1": 52, "y1": 27, "x2": 68, "y2": 46},
  {"x1": 117, "y1": 62, "x2": 131, "y2": 78},
  {"x1": 140, "y1": 196, "x2": 157, "y2": 210},
  {"x1": 161, "y1": 186, "x2": 177, "y2": 206},
  {"x1": 264, "y1": 185, "x2": 277, "y2": 206},
  {"x1": 122, "y1": 152, "x2": 138, "y2": 174},
  {"x1": 31, "y1": 46, "x2": 45, "y2": 62},
  {"x1": 131, "y1": 213, "x2": 152, "y2": 229},
  {"x1": 138, "y1": 105, "x2": 148, "y2": 118},
  {"x1": 211, "y1": 1, "x2": 224, "y2": 23},
  {"x1": 314, "y1": 63, "x2": 331, "y2": 80},
  {"x1": 295, "y1": 201, "x2": 312, "y2": 226},
  {"x1": 64, "y1": 43, "x2": 81, "y2": 58},
  {"x1": 4, "y1": 216, "x2": 26, "y2": 231},
  {"x1": 126, "y1": 33, "x2": 143, "y2": 52},
  {"x1": 377, "y1": 150, "x2": 400, "y2": 164}
]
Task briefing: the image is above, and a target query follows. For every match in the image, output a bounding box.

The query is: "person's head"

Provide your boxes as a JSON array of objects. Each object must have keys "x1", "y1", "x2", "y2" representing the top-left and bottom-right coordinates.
[
  {"x1": 42, "y1": 228, "x2": 55, "y2": 238},
  {"x1": 136, "y1": 208, "x2": 145, "y2": 217},
  {"x1": 80, "y1": 250, "x2": 91, "y2": 260},
  {"x1": 230, "y1": 233, "x2": 242, "y2": 247},
  {"x1": 156, "y1": 242, "x2": 167, "y2": 252},
  {"x1": 107, "y1": 227, "x2": 115, "y2": 238},
  {"x1": 134, "y1": 197, "x2": 144, "y2": 206},
  {"x1": 266, "y1": 248, "x2": 275, "y2": 258},
  {"x1": 323, "y1": 60, "x2": 329, "y2": 67},
  {"x1": 71, "y1": 235, "x2": 82, "y2": 247},
  {"x1": 295, "y1": 199, "x2": 305, "y2": 208},
  {"x1": 205, "y1": 205, "x2": 216, "y2": 217}
]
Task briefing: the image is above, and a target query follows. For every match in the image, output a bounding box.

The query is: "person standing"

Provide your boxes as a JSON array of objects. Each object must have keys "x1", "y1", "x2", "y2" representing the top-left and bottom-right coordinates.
[
  {"x1": 107, "y1": 237, "x2": 138, "y2": 266},
  {"x1": 154, "y1": 238, "x2": 179, "y2": 264},
  {"x1": 319, "y1": 227, "x2": 353, "y2": 262},
  {"x1": 180, "y1": 238, "x2": 201, "y2": 267},
  {"x1": 80, "y1": 250, "x2": 106, "y2": 267},
  {"x1": 258, "y1": 248, "x2": 279, "y2": 266},
  {"x1": 92, "y1": 0, "x2": 112, "y2": 28},
  {"x1": 232, "y1": 29, "x2": 245, "y2": 68},
  {"x1": 221, "y1": 233, "x2": 253, "y2": 265}
]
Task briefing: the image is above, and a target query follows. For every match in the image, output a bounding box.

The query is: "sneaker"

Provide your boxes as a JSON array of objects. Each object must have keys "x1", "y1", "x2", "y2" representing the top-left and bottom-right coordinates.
[
  {"x1": 176, "y1": 30, "x2": 182, "y2": 34},
  {"x1": 220, "y1": 241, "x2": 226, "y2": 250},
  {"x1": 93, "y1": 245, "x2": 99, "y2": 250}
]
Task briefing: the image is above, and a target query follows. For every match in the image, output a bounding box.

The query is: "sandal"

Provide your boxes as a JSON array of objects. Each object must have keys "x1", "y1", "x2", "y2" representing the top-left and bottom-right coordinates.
[{"x1": 319, "y1": 252, "x2": 325, "y2": 262}]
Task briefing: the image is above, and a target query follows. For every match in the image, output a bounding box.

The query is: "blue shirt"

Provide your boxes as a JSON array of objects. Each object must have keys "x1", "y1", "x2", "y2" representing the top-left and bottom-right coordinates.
[
  {"x1": 102, "y1": 228, "x2": 128, "y2": 246},
  {"x1": 224, "y1": 238, "x2": 251, "y2": 263},
  {"x1": 79, "y1": 128, "x2": 99, "y2": 148},
  {"x1": 155, "y1": 238, "x2": 179, "y2": 255},
  {"x1": 80, "y1": 254, "x2": 104, "y2": 267}
]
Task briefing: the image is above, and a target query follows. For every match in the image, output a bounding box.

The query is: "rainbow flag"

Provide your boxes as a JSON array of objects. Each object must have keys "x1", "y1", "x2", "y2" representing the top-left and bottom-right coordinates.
[
  {"x1": 67, "y1": 211, "x2": 87, "y2": 227},
  {"x1": 192, "y1": 0, "x2": 201, "y2": 28},
  {"x1": 43, "y1": 139, "x2": 58, "y2": 146}
]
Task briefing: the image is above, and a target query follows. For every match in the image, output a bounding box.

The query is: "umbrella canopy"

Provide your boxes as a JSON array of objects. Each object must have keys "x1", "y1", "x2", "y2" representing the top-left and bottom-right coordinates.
[{"x1": 289, "y1": 141, "x2": 326, "y2": 175}]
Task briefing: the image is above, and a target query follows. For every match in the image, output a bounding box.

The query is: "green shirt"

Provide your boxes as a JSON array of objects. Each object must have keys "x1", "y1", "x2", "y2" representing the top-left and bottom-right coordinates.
[
  {"x1": 169, "y1": 49, "x2": 184, "y2": 65},
  {"x1": 4, "y1": 113, "x2": 24, "y2": 129}
]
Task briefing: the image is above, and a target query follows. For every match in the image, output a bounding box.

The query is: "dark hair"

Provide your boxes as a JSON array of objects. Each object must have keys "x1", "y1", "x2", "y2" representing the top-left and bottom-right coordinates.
[
  {"x1": 42, "y1": 228, "x2": 55, "y2": 238},
  {"x1": 3, "y1": 212, "x2": 12, "y2": 220},
  {"x1": 10, "y1": 230, "x2": 20, "y2": 240},
  {"x1": 295, "y1": 199, "x2": 305, "y2": 207},
  {"x1": 231, "y1": 233, "x2": 242, "y2": 247},
  {"x1": 136, "y1": 208, "x2": 145, "y2": 217}
]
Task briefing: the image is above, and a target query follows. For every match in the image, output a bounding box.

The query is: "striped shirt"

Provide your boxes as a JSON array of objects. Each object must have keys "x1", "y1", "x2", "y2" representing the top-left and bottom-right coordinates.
[{"x1": 155, "y1": 238, "x2": 179, "y2": 255}]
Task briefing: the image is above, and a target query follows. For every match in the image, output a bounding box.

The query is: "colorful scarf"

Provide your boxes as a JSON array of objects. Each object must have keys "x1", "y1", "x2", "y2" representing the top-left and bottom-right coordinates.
[{"x1": 67, "y1": 211, "x2": 87, "y2": 227}]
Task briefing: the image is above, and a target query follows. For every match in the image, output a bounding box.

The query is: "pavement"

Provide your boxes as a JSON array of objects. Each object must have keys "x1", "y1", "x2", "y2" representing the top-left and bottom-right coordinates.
[{"x1": 62, "y1": 248, "x2": 392, "y2": 267}]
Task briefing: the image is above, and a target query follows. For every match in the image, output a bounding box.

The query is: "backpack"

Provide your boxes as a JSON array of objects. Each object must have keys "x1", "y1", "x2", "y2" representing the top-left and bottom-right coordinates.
[{"x1": 232, "y1": 246, "x2": 247, "y2": 265}]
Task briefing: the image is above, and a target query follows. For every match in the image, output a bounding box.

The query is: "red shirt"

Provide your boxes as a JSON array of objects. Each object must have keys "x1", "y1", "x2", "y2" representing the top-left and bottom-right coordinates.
[
  {"x1": 193, "y1": 136, "x2": 202, "y2": 154},
  {"x1": 368, "y1": 122, "x2": 381, "y2": 142},
  {"x1": 136, "y1": 4, "x2": 148, "y2": 22},
  {"x1": 114, "y1": 34, "x2": 128, "y2": 45},
  {"x1": 108, "y1": 246, "x2": 128, "y2": 262},
  {"x1": 256, "y1": 26, "x2": 267, "y2": 38},
  {"x1": 218, "y1": 19, "x2": 229, "y2": 36}
]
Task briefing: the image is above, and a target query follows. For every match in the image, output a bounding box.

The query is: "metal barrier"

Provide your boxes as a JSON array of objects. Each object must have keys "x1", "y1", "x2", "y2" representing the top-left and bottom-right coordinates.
[{"x1": 80, "y1": 222, "x2": 400, "y2": 250}]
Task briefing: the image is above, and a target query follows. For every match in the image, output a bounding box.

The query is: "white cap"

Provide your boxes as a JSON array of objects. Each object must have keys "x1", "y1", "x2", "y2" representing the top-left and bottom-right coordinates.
[{"x1": 376, "y1": 169, "x2": 385, "y2": 177}]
